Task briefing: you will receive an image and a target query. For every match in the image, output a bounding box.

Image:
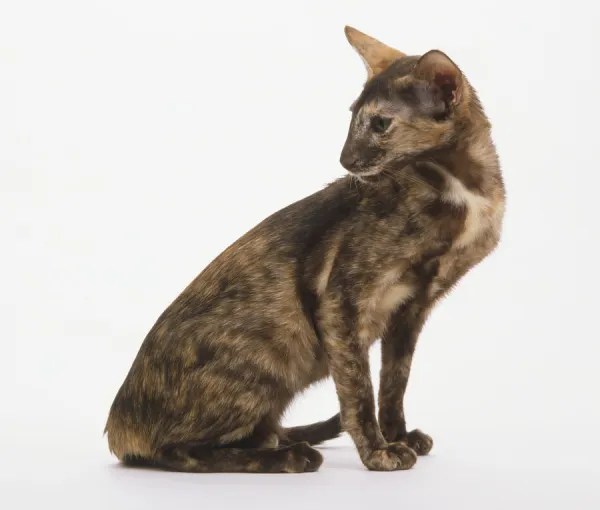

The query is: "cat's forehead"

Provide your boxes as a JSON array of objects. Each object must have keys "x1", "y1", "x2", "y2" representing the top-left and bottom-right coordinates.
[{"x1": 354, "y1": 56, "x2": 420, "y2": 111}]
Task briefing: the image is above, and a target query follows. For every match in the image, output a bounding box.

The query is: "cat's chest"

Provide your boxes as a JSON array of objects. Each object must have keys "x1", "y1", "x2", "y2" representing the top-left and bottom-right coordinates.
[
  {"x1": 356, "y1": 268, "x2": 416, "y2": 345},
  {"x1": 359, "y1": 174, "x2": 504, "y2": 320},
  {"x1": 440, "y1": 174, "x2": 500, "y2": 249},
  {"x1": 429, "y1": 175, "x2": 504, "y2": 295},
  {"x1": 324, "y1": 175, "x2": 504, "y2": 345}
]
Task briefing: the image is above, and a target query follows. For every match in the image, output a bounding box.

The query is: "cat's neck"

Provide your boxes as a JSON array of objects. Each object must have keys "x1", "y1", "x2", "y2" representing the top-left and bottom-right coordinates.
[
  {"x1": 434, "y1": 133, "x2": 499, "y2": 194},
  {"x1": 395, "y1": 122, "x2": 504, "y2": 202}
]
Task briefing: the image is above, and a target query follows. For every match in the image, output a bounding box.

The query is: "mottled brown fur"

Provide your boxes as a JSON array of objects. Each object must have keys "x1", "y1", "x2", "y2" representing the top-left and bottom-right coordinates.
[{"x1": 105, "y1": 26, "x2": 505, "y2": 473}]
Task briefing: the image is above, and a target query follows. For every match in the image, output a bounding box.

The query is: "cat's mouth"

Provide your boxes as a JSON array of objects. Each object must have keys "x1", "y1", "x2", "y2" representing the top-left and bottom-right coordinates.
[
  {"x1": 348, "y1": 166, "x2": 384, "y2": 182},
  {"x1": 340, "y1": 149, "x2": 385, "y2": 181}
]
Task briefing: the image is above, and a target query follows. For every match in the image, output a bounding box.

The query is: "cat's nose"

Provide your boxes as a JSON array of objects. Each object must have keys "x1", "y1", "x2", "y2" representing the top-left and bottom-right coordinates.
[{"x1": 340, "y1": 149, "x2": 359, "y2": 170}]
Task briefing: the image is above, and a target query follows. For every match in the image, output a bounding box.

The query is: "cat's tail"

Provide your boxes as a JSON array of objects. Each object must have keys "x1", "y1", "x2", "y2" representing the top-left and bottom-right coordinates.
[{"x1": 281, "y1": 414, "x2": 342, "y2": 446}]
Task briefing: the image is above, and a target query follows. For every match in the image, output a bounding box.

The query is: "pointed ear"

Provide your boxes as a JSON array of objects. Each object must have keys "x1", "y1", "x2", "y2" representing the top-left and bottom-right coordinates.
[
  {"x1": 344, "y1": 26, "x2": 406, "y2": 80},
  {"x1": 412, "y1": 50, "x2": 464, "y2": 105}
]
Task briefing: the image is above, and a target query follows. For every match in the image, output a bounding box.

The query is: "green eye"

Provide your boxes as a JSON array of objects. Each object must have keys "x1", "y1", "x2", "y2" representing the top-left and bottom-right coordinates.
[{"x1": 371, "y1": 116, "x2": 392, "y2": 133}]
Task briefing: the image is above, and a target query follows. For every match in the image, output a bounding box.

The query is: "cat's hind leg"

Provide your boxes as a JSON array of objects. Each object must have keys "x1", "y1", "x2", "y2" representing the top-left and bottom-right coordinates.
[
  {"x1": 123, "y1": 414, "x2": 323, "y2": 473},
  {"x1": 124, "y1": 441, "x2": 323, "y2": 473}
]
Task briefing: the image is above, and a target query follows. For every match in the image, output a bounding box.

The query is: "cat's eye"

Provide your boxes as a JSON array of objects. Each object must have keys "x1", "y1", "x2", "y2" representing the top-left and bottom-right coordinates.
[{"x1": 370, "y1": 116, "x2": 392, "y2": 134}]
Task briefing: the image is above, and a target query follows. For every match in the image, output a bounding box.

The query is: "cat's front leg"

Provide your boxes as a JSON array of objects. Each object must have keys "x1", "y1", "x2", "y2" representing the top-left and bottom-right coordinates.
[
  {"x1": 378, "y1": 306, "x2": 434, "y2": 456},
  {"x1": 320, "y1": 300, "x2": 417, "y2": 471}
]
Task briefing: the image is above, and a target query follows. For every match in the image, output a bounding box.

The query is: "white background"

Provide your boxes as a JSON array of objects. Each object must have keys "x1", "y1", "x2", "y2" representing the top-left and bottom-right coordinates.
[{"x1": 2, "y1": 0, "x2": 599, "y2": 508}]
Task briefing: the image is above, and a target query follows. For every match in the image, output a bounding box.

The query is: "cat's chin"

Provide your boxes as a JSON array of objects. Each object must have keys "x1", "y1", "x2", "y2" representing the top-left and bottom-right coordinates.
[{"x1": 348, "y1": 168, "x2": 383, "y2": 183}]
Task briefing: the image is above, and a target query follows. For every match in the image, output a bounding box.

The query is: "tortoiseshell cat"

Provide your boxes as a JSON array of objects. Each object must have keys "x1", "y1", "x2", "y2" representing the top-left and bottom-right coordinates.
[{"x1": 105, "y1": 26, "x2": 505, "y2": 473}]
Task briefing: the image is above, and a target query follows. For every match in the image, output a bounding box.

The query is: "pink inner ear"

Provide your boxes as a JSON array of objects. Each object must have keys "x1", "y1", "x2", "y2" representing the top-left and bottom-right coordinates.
[
  {"x1": 434, "y1": 71, "x2": 459, "y2": 103},
  {"x1": 434, "y1": 71, "x2": 457, "y2": 89}
]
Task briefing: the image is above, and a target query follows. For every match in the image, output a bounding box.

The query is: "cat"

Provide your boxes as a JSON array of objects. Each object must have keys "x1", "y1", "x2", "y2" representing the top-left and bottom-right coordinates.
[{"x1": 105, "y1": 26, "x2": 505, "y2": 473}]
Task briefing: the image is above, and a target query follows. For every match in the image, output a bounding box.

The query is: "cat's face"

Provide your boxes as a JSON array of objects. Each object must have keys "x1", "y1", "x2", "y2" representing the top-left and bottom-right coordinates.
[{"x1": 340, "y1": 27, "x2": 468, "y2": 179}]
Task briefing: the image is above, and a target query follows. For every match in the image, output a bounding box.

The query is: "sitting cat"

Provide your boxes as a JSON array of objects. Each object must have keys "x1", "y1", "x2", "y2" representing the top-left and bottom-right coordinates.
[{"x1": 105, "y1": 26, "x2": 505, "y2": 473}]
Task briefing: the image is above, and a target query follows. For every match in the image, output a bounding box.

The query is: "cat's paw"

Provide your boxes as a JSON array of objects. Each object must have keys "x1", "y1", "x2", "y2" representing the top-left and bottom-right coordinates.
[
  {"x1": 405, "y1": 429, "x2": 433, "y2": 456},
  {"x1": 283, "y1": 442, "x2": 324, "y2": 473},
  {"x1": 363, "y1": 442, "x2": 417, "y2": 471}
]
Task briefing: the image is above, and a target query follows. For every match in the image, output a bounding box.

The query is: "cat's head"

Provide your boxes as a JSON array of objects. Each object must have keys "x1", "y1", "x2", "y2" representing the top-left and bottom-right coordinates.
[{"x1": 340, "y1": 26, "x2": 475, "y2": 179}]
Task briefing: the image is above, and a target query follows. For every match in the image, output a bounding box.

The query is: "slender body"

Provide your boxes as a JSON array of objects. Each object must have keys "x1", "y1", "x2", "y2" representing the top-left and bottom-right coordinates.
[{"x1": 106, "y1": 26, "x2": 505, "y2": 473}]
